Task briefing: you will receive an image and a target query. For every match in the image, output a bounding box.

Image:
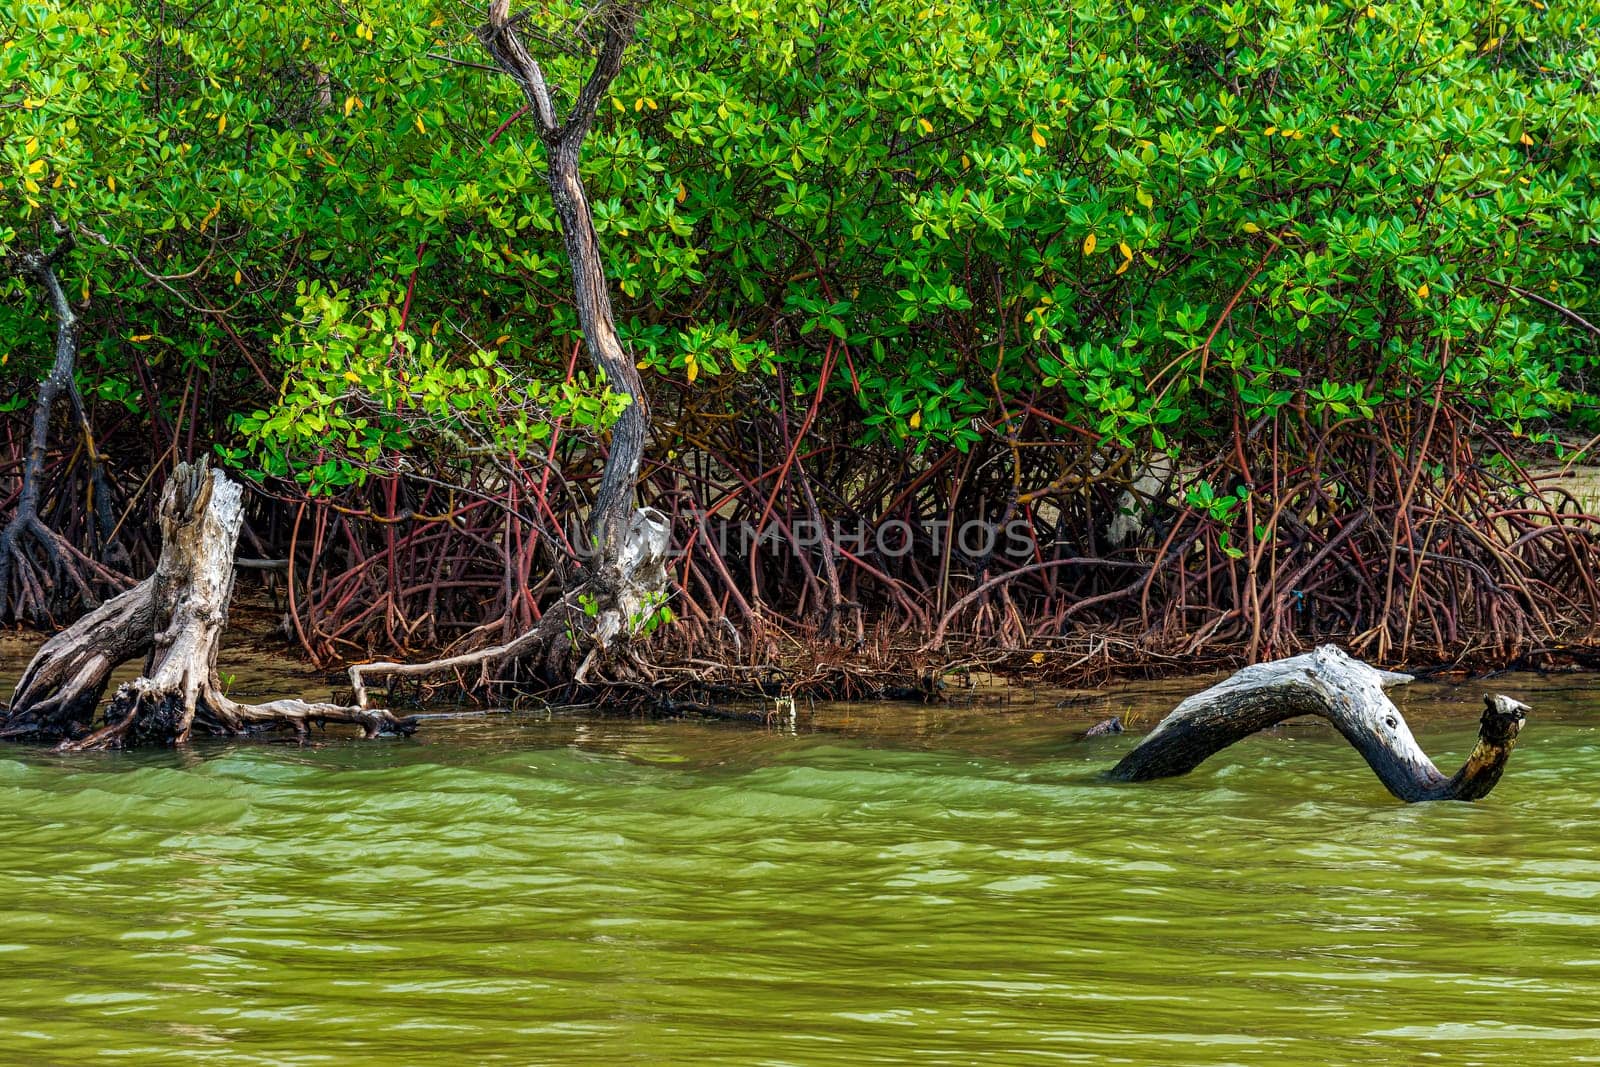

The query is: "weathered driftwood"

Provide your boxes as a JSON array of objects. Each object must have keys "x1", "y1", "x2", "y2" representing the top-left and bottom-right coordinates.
[
  {"x1": 2, "y1": 461, "x2": 412, "y2": 749},
  {"x1": 1, "y1": 580, "x2": 155, "y2": 737},
  {"x1": 1109, "y1": 645, "x2": 1527, "y2": 802}
]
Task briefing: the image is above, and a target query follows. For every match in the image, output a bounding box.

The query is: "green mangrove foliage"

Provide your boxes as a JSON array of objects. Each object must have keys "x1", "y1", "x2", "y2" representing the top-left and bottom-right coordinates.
[
  {"x1": 2, "y1": 0, "x2": 1598, "y2": 659},
  {"x1": 5, "y1": 0, "x2": 1596, "y2": 469}
]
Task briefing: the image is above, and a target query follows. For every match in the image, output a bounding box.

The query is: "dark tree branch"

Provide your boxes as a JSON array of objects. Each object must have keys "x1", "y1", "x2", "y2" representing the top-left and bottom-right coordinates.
[
  {"x1": 562, "y1": 2, "x2": 641, "y2": 149},
  {"x1": 1482, "y1": 278, "x2": 1600, "y2": 338},
  {"x1": 345, "y1": 0, "x2": 667, "y2": 705},
  {"x1": 473, "y1": 0, "x2": 649, "y2": 566},
  {"x1": 0, "y1": 233, "x2": 87, "y2": 620}
]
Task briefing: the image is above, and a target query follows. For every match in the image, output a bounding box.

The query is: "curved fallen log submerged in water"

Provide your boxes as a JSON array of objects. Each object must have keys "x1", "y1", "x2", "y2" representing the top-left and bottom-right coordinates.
[
  {"x1": 1109, "y1": 645, "x2": 1528, "y2": 802},
  {"x1": 1, "y1": 461, "x2": 413, "y2": 749}
]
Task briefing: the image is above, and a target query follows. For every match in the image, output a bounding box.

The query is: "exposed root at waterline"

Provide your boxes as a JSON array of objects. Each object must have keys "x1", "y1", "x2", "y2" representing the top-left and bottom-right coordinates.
[{"x1": 2, "y1": 461, "x2": 413, "y2": 749}]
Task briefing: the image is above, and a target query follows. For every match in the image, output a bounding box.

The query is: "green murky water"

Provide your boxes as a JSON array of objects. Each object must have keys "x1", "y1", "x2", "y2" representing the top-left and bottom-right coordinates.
[{"x1": 2, "y1": 648, "x2": 1600, "y2": 1064}]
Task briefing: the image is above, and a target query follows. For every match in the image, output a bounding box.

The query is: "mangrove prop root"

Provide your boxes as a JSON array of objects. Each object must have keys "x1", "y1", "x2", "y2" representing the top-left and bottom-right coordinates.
[
  {"x1": 3, "y1": 460, "x2": 413, "y2": 748},
  {"x1": 1108, "y1": 645, "x2": 1528, "y2": 802},
  {"x1": 348, "y1": 506, "x2": 671, "y2": 706}
]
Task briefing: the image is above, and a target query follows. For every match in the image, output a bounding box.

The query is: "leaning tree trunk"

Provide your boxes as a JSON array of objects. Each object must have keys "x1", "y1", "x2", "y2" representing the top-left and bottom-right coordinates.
[
  {"x1": 0, "y1": 231, "x2": 101, "y2": 622},
  {"x1": 345, "y1": 1, "x2": 668, "y2": 706},
  {"x1": 1108, "y1": 645, "x2": 1528, "y2": 802},
  {"x1": 1, "y1": 460, "x2": 411, "y2": 749},
  {"x1": 478, "y1": 0, "x2": 656, "y2": 582}
]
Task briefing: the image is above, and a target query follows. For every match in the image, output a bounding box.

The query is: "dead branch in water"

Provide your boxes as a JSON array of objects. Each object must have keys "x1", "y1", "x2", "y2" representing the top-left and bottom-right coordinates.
[{"x1": 1109, "y1": 645, "x2": 1527, "y2": 802}]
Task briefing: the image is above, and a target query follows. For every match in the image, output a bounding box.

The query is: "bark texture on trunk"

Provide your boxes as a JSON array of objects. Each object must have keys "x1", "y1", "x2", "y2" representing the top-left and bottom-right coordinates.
[
  {"x1": 0, "y1": 236, "x2": 97, "y2": 621},
  {"x1": 343, "y1": 2, "x2": 667, "y2": 706},
  {"x1": 2, "y1": 581, "x2": 155, "y2": 737},
  {"x1": 2, "y1": 461, "x2": 412, "y2": 749},
  {"x1": 1108, "y1": 645, "x2": 1528, "y2": 802},
  {"x1": 478, "y1": 0, "x2": 647, "y2": 567}
]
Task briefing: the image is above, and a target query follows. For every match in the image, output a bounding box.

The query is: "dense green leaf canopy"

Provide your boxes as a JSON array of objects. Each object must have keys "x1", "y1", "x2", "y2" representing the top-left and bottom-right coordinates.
[{"x1": 3, "y1": 0, "x2": 1597, "y2": 487}]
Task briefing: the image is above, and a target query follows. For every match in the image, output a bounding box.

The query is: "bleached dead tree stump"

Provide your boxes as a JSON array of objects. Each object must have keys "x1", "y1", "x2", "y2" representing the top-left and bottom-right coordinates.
[
  {"x1": 1, "y1": 460, "x2": 412, "y2": 749},
  {"x1": 1109, "y1": 645, "x2": 1528, "y2": 802}
]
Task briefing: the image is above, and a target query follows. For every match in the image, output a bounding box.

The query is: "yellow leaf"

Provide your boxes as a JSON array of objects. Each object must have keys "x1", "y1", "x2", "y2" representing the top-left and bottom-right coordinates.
[
  {"x1": 676, "y1": 181, "x2": 687, "y2": 204},
  {"x1": 1519, "y1": 131, "x2": 1533, "y2": 146},
  {"x1": 1263, "y1": 125, "x2": 1278, "y2": 136},
  {"x1": 909, "y1": 409, "x2": 922, "y2": 429},
  {"x1": 1030, "y1": 651, "x2": 1045, "y2": 665},
  {"x1": 1242, "y1": 221, "x2": 1261, "y2": 233},
  {"x1": 1482, "y1": 36, "x2": 1500, "y2": 51},
  {"x1": 345, "y1": 95, "x2": 358, "y2": 117},
  {"x1": 51, "y1": 172, "x2": 62, "y2": 188},
  {"x1": 1030, "y1": 126, "x2": 1046, "y2": 148},
  {"x1": 1118, "y1": 241, "x2": 1132, "y2": 259},
  {"x1": 1136, "y1": 187, "x2": 1154, "y2": 209},
  {"x1": 106, "y1": 173, "x2": 115, "y2": 191},
  {"x1": 644, "y1": 98, "x2": 658, "y2": 111},
  {"x1": 129, "y1": 334, "x2": 153, "y2": 343},
  {"x1": 494, "y1": 334, "x2": 511, "y2": 346},
  {"x1": 1365, "y1": 4, "x2": 1375, "y2": 15},
  {"x1": 358, "y1": 22, "x2": 371, "y2": 40},
  {"x1": 613, "y1": 97, "x2": 624, "y2": 111},
  {"x1": 635, "y1": 98, "x2": 644, "y2": 111},
  {"x1": 1417, "y1": 282, "x2": 1430, "y2": 298},
  {"x1": 199, "y1": 200, "x2": 220, "y2": 233},
  {"x1": 233, "y1": 270, "x2": 242, "y2": 285},
  {"x1": 344, "y1": 370, "x2": 360, "y2": 383},
  {"x1": 685, "y1": 358, "x2": 699, "y2": 384},
  {"x1": 27, "y1": 158, "x2": 44, "y2": 175},
  {"x1": 1082, "y1": 232, "x2": 1097, "y2": 255},
  {"x1": 429, "y1": 15, "x2": 444, "y2": 27},
  {"x1": 217, "y1": 114, "x2": 226, "y2": 134},
  {"x1": 415, "y1": 115, "x2": 426, "y2": 135},
  {"x1": 1331, "y1": 123, "x2": 1342, "y2": 137},
  {"x1": 960, "y1": 153, "x2": 970, "y2": 169},
  {"x1": 24, "y1": 135, "x2": 38, "y2": 156},
  {"x1": 1114, "y1": 257, "x2": 1131, "y2": 275},
  {"x1": 918, "y1": 117, "x2": 933, "y2": 134}
]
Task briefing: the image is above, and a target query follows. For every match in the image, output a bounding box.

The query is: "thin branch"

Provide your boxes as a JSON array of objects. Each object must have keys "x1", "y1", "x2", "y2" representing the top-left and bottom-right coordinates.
[
  {"x1": 1482, "y1": 279, "x2": 1600, "y2": 338},
  {"x1": 425, "y1": 51, "x2": 506, "y2": 74},
  {"x1": 563, "y1": 1, "x2": 641, "y2": 145}
]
